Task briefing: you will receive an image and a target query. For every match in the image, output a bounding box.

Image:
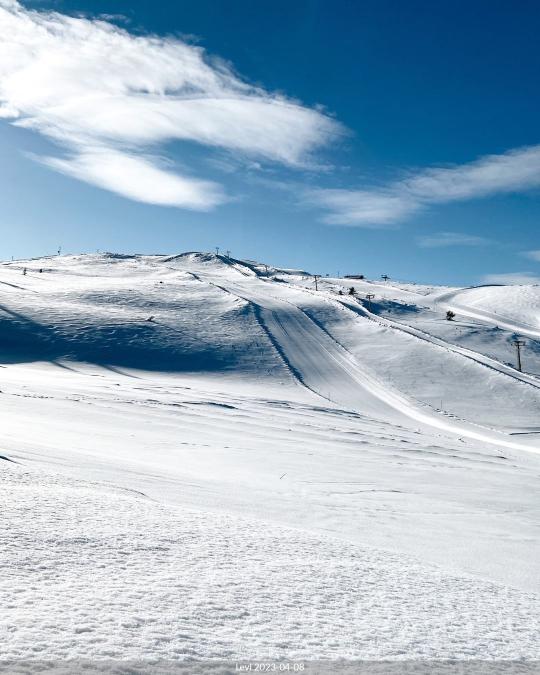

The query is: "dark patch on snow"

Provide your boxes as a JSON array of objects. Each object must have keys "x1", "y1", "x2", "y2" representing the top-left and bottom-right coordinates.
[
  {"x1": 373, "y1": 300, "x2": 422, "y2": 316},
  {"x1": 101, "y1": 252, "x2": 139, "y2": 260},
  {"x1": 0, "y1": 303, "x2": 238, "y2": 373},
  {"x1": 186, "y1": 402, "x2": 237, "y2": 409}
]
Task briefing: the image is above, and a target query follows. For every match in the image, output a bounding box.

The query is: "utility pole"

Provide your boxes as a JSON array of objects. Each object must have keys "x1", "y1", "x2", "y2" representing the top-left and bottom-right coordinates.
[
  {"x1": 513, "y1": 339, "x2": 525, "y2": 372},
  {"x1": 365, "y1": 293, "x2": 375, "y2": 311},
  {"x1": 313, "y1": 274, "x2": 321, "y2": 291},
  {"x1": 381, "y1": 274, "x2": 389, "y2": 282},
  {"x1": 226, "y1": 250, "x2": 231, "y2": 258}
]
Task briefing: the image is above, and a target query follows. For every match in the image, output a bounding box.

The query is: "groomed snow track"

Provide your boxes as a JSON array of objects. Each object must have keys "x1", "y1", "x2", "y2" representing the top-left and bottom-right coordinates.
[{"x1": 189, "y1": 266, "x2": 540, "y2": 455}]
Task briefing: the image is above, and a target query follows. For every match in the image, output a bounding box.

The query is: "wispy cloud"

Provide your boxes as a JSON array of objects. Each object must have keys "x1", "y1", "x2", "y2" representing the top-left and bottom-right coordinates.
[
  {"x1": 482, "y1": 272, "x2": 540, "y2": 285},
  {"x1": 0, "y1": 0, "x2": 342, "y2": 209},
  {"x1": 416, "y1": 232, "x2": 491, "y2": 248},
  {"x1": 96, "y1": 13, "x2": 131, "y2": 24},
  {"x1": 39, "y1": 149, "x2": 226, "y2": 209},
  {"x1": 309, "y1": 145, "x2": 540, "y2": 226},
  {"x1": 304, "y1": 189, "x2": 415, "y2": 227},
  {"x1": 522, "y1": 250, "x2": 540, "y2": 262}
]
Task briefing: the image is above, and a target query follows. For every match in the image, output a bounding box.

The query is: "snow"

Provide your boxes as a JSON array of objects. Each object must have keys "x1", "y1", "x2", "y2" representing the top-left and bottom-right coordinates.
[
  {"x1": 2, "y1": 463, "x2": 540, "y2": 661},
  {"x1": 432, "y1": 285, "x2": 540, "y2": 338},
  {"x1": 1, "y1": 252, "x2": 539, "y2": 661}
]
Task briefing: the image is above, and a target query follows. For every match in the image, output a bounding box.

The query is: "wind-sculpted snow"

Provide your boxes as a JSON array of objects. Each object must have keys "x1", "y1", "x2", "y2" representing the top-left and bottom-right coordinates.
[
  {"x1": 0, "y1": 255, "x2": 287, "y2": 375},
  {"x1": 2, "y1": 464, "x2": 540, "y2": 661}
]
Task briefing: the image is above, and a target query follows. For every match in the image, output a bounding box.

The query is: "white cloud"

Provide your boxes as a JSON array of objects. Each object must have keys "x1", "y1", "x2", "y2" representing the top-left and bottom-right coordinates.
[
  {"x1": 40, "y1": 148, "x2": 226, "y2": 208},
  {"x1": 0, "y1": 1, "x2": 341, "y2": 209},
  {"x1": 522, "y1": 250, "x2": 540, "y2": 262},
  {"x1": 416, "y1": 232, "x2": 491, "y2": 248},
  {"x1": 482, "y1": 272, "x2": 540, "y2": 285},
  {"x1": 305, "y1": 189, "x2": 416, "y2": 227},
  {"x1": 309, "y1": 145, "x2": 540, "y2": 226}
]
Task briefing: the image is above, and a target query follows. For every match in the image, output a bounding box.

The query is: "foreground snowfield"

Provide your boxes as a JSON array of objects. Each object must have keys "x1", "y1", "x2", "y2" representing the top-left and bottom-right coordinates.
[
  {"x1": 2, "y1": 464, "x2": 540, "y2": 661},
  {"x1": 1, "y1": 252, "x2": 540, "y2": 661}
]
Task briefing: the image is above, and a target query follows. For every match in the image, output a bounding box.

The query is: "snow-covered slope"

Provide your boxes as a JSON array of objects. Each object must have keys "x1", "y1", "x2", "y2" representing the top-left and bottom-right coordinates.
[
  {"x1": 0, "y1": 253, "x2": 285, "y2": 376},
  {"x1": 1, "y1": 252, "x2": 539, "y2": 661},
  {"x1": 434, "y1": 284, "x2": 540, "y2": 337},
  {"x1": 3, "y1": 463, "x2": 539, "y2": 661}
]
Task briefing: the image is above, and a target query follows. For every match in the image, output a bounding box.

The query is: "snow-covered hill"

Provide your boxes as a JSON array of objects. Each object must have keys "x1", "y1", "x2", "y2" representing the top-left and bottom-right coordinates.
[{"x1": 1, "y1": 252, "x2": 539, "y2": 661}]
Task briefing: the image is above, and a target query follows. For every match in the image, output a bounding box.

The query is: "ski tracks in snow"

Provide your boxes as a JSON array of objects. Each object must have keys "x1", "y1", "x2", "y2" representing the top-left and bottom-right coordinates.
[{"x1": 190, "y1": 270, "x2": 540, "y2": 455}]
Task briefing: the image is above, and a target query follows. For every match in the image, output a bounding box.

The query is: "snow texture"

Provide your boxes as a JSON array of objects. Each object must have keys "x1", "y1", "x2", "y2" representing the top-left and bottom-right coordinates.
[
  {"x1": 2, "y1": 464, "x2": 540, "y2": 662},
  {"x1": 1, "y1": 252, "x2": 539, "y2": 663}
]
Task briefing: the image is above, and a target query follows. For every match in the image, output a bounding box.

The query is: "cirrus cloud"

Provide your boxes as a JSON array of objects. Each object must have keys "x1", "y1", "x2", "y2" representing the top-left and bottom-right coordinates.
[
  {"x1": 0, "y1": 0, "x2": 342, "y2": 209},
  {"x1": 416, "y1": 232, "x2": 491, "y2": 248},
  {"x1": 309, "y1": 145, "x2": 540, "y2": 226},
  {"x1": 522, "y1": 250, "x2": 540, "y2": 262}
]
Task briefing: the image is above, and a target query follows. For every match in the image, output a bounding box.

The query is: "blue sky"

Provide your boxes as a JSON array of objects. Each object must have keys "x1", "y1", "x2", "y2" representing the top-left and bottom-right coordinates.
[{"x1": 1, "y1": 0, "x2": 539, "y2": 284}]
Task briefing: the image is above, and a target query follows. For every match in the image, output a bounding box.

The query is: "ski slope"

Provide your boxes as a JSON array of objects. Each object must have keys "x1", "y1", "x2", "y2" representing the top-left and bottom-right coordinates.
[
  {"x1": 1, "y1": 252, "x2": 540, "y2": 661},
  {"x1": 179, "y1": 259, "x2": 540, "y2": 447},
  {"x1": 433, "y1": 285, "x2": 540, "y2": 338}
]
